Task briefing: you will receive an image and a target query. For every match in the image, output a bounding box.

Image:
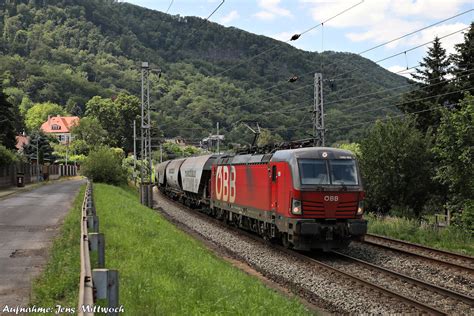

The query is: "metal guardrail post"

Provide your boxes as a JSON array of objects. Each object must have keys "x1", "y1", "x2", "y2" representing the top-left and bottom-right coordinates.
[
  {"x1": 79, "y1": 179, "x2": 119, "y2": 315},
  {"x1": 87, "y1": 215, "x2": 99, "y2": 232},
  {"x1": 88, "y1": 232, "x2": 105, "y2": 268},
  {"x1": 92, "y1": 269, "x2": 120, "y2": 316}
]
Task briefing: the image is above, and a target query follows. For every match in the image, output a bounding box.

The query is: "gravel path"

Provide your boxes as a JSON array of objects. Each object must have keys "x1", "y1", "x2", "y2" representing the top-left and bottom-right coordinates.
[
  {"x1": 153, "y1": 192, "x2": 428, "y2": 314},
  {"x1": 340, "y1": 242, "x2": 474, "y2": 296}
]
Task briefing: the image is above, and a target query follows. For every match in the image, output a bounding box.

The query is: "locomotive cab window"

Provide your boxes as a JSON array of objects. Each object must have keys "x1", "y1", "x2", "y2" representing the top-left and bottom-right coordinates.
[
  {"x1": 298, "y1": 159, "x2": 330, "y2": 185},
  {"x1": 329, "y1": 159, "x2": 358, "y2": 185}
]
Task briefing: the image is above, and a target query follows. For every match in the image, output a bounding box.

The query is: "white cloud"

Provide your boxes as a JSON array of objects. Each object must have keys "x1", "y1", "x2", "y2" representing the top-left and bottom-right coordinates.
[
  {"x1": 220, "y1": 10, "x2": 239, "y2": 24},
  {"x1": 405, "y1": 23, "x2": 468, "y2": 55},
  {"x1": 254, "y1": 0, "x2": 293, "y2": 21}
]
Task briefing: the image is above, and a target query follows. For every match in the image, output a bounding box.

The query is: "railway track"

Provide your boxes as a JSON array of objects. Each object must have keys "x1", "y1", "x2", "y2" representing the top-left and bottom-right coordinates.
[
  {"x1": 364, "y1": 233, "x2": 474, "y2": 274},
  {"x1": 322, "y1": 251, "x2": 474, "y2": 314},
  {"x1": 155, "y1": 192, "x2": 473, "y2": 315}
]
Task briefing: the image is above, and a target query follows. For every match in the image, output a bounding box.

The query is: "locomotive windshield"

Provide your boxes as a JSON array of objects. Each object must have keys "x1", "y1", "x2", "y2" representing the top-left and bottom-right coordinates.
[{"x1": 298, "y1": 159, "x2": 359, "y2": 186}]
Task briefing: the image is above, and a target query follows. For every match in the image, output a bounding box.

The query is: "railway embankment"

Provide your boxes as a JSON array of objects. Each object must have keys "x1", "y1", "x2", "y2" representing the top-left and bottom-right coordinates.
[{"x1": 31, "y1": 183, "x2": 312, "y2": 315}]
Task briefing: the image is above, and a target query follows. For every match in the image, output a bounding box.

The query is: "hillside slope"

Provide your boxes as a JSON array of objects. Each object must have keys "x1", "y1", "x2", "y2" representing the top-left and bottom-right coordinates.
[{"x1": 0, "y1": 0, "x2": 409, "y2": 145}]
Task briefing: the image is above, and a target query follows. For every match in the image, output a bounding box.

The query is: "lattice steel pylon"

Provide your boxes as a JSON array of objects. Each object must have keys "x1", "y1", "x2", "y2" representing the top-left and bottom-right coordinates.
[
  {"x1": 313, "y1": 73, "x2": 325, "y2": 146},
  {"x1": 140, "y1": 62, "x2": 153, "y2": 207}
]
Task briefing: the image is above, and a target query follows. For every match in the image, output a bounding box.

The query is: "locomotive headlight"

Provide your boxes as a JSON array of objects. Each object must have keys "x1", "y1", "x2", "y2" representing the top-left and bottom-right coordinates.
[
  {"x1": 356, "y1": 200, "x2": 365, "y2": 215},
  {"x1": 291, "y1": 199, "x2": 302, "y2": 215}
]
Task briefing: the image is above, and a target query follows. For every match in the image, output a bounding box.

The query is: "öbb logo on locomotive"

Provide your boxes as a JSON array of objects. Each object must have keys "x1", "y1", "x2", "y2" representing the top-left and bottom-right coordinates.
[
  {"x1": 215, "y1": 165, "x2": 236, "y2": 203},
  {"x1": 156, "y1": 147, "x2": 368, "y2": 251},
  {"x1": 324, "y1": 195, "x2": 339, "y2": 202}
]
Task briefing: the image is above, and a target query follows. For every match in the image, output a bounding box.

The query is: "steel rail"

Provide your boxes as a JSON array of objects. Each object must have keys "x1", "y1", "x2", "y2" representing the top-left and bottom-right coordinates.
[
  {"x1": 330, "y1": 251, "x2": 474, "y2": 307},
  {"x1": 78, "y1": 181, "x2": 94, "y2": 316},
  {"x1": 364, "y1": 233, "x2": 474, "y2": 274},
  {"x1": 156, "y1": 192, "x2": 447, "y2": 315}
]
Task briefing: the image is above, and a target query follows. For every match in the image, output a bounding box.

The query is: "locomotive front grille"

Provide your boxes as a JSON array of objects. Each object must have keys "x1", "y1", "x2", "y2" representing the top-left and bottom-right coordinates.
[
  {"x1": 302, "y1": 200, "x2": 325, "y2": 217},
  {"x1": 302, "y1": 199, "x2": 357, "y2": 218},
  {"x1": 336, "y1": 200, "x2": 358, "y2": 216}
]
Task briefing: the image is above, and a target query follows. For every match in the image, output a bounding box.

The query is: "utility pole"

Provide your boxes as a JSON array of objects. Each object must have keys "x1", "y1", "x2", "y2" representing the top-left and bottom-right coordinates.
[
  {"x1": 65, "y1": 139, "x2": 69, "y2": 176},
  {"x1": 36, "y1": 136, "x2": 40, "y2": 182},
  {"x1": 133, "y1": 120, "x2": 137, "y2": 170},
  {"x1": 140, "y1": 62, "x2": 153, "y2": 207},
  {"x1": 159, "y1": 144, "x2": 163, "y2": 163},
  {"x1": 313, "y1": 73, "x2": 325, "y2": 146},
  {"x1": 216, "y1": 122, "x2": 220, "y2": 154}
]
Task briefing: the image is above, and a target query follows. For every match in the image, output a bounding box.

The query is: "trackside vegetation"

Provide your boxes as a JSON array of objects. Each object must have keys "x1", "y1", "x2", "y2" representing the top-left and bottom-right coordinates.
[
  {"x1": 366, "y1": 213, "x2": 474, "y2": 256},
  {"x1": 92, "y1": 183, "x2": 311, "y2": 315},
  {"x1": 30, "y1": 185, "x2": 85, "y2": 311}
]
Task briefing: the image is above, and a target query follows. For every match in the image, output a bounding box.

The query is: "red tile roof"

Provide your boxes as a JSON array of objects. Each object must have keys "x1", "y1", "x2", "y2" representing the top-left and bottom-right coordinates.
[{"x1": 41, "y1": 115, "x2": 79, "y2": 134}]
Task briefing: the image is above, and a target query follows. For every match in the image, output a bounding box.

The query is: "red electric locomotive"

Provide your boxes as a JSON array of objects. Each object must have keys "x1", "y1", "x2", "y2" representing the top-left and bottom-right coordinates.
[{"x1": 156, "y1": 147, "x2": 367, "y2": 251}]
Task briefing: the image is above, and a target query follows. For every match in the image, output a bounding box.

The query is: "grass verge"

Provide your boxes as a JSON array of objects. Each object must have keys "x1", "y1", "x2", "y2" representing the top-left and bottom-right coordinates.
[
  {"x1": 30, "y1": 184, "x2": 85, "y2": 312},
  {"x1": 94, "y1": 183, "x2": 311, "y2": 315},
  {"x1": 366, "y1": 213, "x2": 474, "y2": 256}
]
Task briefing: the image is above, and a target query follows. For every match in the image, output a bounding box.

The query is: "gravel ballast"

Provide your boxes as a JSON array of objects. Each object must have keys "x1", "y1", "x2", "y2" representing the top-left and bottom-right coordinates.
[{"x1": 153, "y1": 192, "x2": 445, "y2": 314}]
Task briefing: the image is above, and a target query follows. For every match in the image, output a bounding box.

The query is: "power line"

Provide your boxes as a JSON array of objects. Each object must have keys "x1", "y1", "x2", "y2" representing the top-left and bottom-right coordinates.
[
  {"x1": 357, "y1": 8, "x2": 473, "y2": 55},
  {"x1": 215, "y1": 10, "x2": 472, "y2": 110},
  {"x1": 329, "y1": 101, "x2": 462, "y2": 132},
  {"x1": 213, "y1": 0, "x2": 364, "y2": 77},
  {"x1": 165, "y1": 0, "x2": 174, "y2": 14},
  {"x1": 263, "y1": 68, "x2": 474, "y2": 116},
  {"x1": 206, "y1": 0, "x2": 225, "y2": 20}
]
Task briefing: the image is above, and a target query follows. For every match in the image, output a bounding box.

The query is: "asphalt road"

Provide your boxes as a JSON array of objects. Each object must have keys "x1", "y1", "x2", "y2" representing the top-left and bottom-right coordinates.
[{"x1": 0, "y1": 178, "x2": 84, "y2": 308}]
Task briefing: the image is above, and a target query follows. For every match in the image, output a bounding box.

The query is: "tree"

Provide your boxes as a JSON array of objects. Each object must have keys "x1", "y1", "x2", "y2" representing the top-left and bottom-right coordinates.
[
  {"x1": 451, "y1": 23, "x2": 474, "y2": 93},
  {"x1": 0, "y1": 144, "x2": 18, "y2": 167},
  {"x1": 0, "y1": 86, "x2": 17, "y2": 149},
  {"x1": 432, "y1": 93, "x2": 473, "y2": 229},
  {"x1": 257, "y1": 129, "x2": 283, "y2": 147},
  {"x1": 85, "y1": 93, "x2": 140, "y2": 152},
  {"x1": 25, "y1": 102, "x2": 67, "y2": 131},
  {"x1": 360, "y1": 116, "x2": 434, "y2": 218},
  {"x1": 81, "y1": 146, "x2": 127, "y2": 185},
  {"x1": 400, "y1": 37, "x2": 451, "y2": 131},
  {"x1": 70, "y1": 117, "x2": 109, "y2": 151},
  {"x1": 22, "y1": 131, "x2": 56, "y2": 164}
]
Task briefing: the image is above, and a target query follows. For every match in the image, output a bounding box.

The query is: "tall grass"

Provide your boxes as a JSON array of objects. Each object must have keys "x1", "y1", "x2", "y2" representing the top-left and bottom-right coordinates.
[
  {"x1": 94, "y1": 183, "x2": 311, "y2": 315},
  {"x1": 366, "y1": 213, "x2": 474, "y2": 256}
]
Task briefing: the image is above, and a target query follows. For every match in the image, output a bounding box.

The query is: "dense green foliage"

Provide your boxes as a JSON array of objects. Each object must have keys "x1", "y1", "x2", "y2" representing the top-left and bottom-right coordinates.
[
  {"x1": 70, "y1": 117, "x2": 108, "y2": 153},
  {"x1": 0, "y1": 144, "x2": 18, "y2": 166},
  {"x1": 22, "y1": 131, "x2": 56, "y2": 164},
  {"x1": 0, "y1": 0, "x2": 409, "y2": 146},
  {"x1": 432, "y1": 94, "x2": 474, "y2": 231},
  {"x1": 81, "y1": 146, "x2": 127, "y2": 184},
  {"x1": 359, "y1": 116, "x2": 434, "y2": 218},
  {"x1": 85, "y1": 93, "x2": 140, "y2": 152},
  {"x1": 30, "y1": 185, "x2": 84, "y2": 312},
  {"x1": 399, "y1": 37, "x2": 451, "y2": 131},
  {"x1": 25, "y1": 102, "x2": 67, "y2": 131},
  {"x1": 451, "y1": 22, "x2": 474, "y2": 92},
  {"x1": 0, "y1": 85, "x2": 17, "y2": 149},
  {"x1": 94, "y1": 183, "x2": 310, "y2": 315}
]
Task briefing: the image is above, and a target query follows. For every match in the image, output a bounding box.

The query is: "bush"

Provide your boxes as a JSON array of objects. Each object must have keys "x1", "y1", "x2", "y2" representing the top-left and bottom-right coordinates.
[
  {"x1": 0, "y1": 144, "x2": 18, "y2": 167},
  {"x1": 81, "y1": 146, "x2": 127, "y2": 185}
]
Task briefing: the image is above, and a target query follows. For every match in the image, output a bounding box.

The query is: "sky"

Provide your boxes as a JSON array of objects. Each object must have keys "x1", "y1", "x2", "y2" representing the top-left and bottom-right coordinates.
[{"x1": 124, "y1": 0, "x2": 474, "y2": 78}]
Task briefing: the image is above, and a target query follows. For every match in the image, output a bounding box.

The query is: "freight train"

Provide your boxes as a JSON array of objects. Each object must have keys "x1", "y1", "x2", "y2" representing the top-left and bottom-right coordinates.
[{"x1": 155, "y1": 147, "x2": 367, "y2": 251}]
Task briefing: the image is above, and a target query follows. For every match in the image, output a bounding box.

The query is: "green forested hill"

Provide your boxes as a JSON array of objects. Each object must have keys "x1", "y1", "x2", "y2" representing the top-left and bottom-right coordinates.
[{"x1": 0, "y1": 0, "x2": 409, "y2": 146}]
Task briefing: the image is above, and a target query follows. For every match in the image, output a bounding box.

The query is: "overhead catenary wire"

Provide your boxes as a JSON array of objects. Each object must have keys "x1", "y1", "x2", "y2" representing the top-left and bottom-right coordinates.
[
  {"x1": 165, "y1": 0, "x2": 174, "y2": 14},
  {"x1": 213, "y1": 0, "x2": 364, "y2": 77},
  {"x1": 214, "y1": 9, "x2": 473, "y2": 110},
  {"x1": 261, "y1": 85, "x2": 474, "y2": 132},
  {"x1": 262, "y1": 68, "x2": 474, "y2": 116}
]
